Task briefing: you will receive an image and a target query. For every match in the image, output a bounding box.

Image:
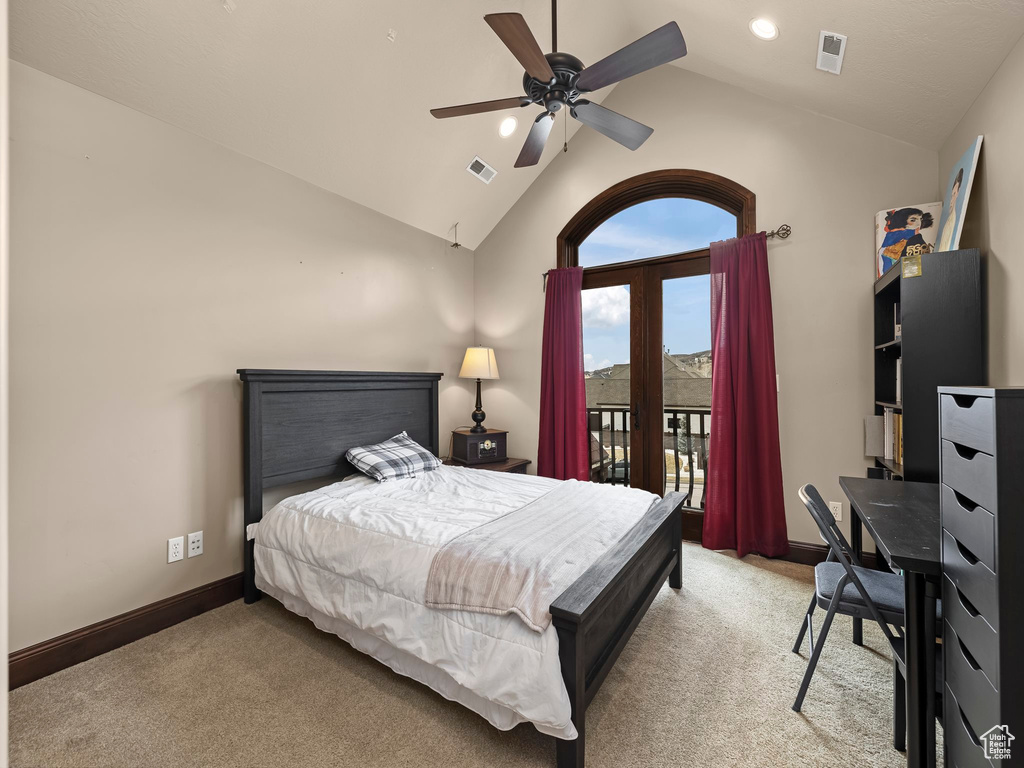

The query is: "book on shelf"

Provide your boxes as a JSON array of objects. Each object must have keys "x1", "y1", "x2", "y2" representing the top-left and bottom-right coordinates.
[
  {"x1": 867, "y1": 407, "x2": 903, "y2": 468},
  {"x1": 896, "y1": 357, "x2": 902, "y2": 404},
  {"x1": 894, "y1": 413, "x2": 903, "y2": 465},
  {"x1": 894, "y1": 302, "x2": 902, "y2": 340}
]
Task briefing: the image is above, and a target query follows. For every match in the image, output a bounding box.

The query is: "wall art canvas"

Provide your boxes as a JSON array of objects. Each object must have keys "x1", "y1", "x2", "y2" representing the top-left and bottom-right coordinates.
[
  {"x1": 935, "y1": 135, "x2": 983, "y2": 253},
  {"x1": 875, "y1": 201, "x2": 942, "y2": 278}
]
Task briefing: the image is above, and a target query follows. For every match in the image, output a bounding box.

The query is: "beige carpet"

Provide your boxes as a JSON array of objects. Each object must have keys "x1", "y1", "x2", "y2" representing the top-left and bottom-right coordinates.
[{"x1": 11, "y1": 544, "x2": 920, "y2": 767}]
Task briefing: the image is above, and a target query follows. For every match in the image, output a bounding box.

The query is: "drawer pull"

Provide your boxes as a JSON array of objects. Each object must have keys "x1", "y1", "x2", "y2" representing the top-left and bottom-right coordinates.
[
  {"x1": 951, "y1": 489, "x2": 980, "y2": 513},
  {"x1": 957, "y1": 635, "x2": 983, "y2": 671},
  {"x1": 959, "y1": 704, "x2": 982, "y2": 747},
  {"x1": 952, "y1": 442, "x2": 980, "y2": 460},
  {"x1": 954, "y1": 585, "x2": 981, "y2": 618},
  {"x1": 955, "y1": 538, "x2": 980, "y2": 566},
  {"x1": 951, "y1": 394, "x2": 981, "y2": 409}
]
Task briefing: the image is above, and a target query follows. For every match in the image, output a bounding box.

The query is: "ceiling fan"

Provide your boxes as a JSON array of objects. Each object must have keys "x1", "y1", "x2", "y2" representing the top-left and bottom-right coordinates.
[{"x1": 430, "y1": 1, "x2": 687, "y2": 168}]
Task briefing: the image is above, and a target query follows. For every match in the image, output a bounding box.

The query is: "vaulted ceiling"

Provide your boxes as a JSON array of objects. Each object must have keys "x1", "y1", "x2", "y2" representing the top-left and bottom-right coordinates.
[{"x1": 11, "y1": 1, "x2": 1024, "y2": 249}]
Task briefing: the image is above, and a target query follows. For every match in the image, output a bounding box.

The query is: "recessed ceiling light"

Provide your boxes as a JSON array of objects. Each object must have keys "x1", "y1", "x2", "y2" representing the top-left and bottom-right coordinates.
[
  {"x1": 498, "y1": 115, "x2": 518, "y2": 138},
  {"x1": 749, "y1": 18, "x2": 779, "y2": 41}
]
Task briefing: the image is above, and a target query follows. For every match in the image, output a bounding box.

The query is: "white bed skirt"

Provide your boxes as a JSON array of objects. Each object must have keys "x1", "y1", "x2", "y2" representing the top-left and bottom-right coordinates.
[{"x1": 256, "y1": 577, "x2": 575, "y2": 740}]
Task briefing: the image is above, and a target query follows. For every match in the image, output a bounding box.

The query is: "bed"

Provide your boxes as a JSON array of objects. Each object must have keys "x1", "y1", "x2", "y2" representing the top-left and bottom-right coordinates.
[{"x1": 238, "y1": 369, "x2": 684, "y2": 768}]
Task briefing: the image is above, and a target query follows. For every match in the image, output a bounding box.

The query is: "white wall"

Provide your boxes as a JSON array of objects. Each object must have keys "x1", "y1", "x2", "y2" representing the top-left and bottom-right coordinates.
[
  {"x1": 939, "y1": 33, "x2": 1024, "y2": 386},
  {"x1": 9, "y1": 62, "x2": 476, "y2": 651},
  {"x1": 473, "y1": 64, "x2": 938, "y2": 545}
]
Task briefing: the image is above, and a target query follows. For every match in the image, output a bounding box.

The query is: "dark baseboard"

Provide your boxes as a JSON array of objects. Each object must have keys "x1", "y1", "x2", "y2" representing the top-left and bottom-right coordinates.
[
  {"x1": 681, "y1": 509, "x2": 704, "y2": 543},
  {"x1": 682, "y1": 515, "x2": 879, "y2": 570},
  {"x1": 783, "y1": 540, "x2": 879, "y2": 570},
  {"x1": 9, "y1": 573, "x2": 243, "y2": 690}
]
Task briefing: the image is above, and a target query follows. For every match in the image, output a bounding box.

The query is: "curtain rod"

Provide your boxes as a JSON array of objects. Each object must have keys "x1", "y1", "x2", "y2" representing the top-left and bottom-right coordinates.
[{"x1": 541, "y1": 223, "x2": 792, "y2": 287}]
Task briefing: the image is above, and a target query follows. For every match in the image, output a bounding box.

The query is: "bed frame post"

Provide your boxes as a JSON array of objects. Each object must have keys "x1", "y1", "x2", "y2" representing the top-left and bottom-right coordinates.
[
  {"x1": 554, "y1": 621, "x2": 586, "y2": 768},
  {"x1": 242, "y1": 378, "x2": 263, "y2": 604},
  {"x1": 669, "y1": 501, "x2": 682, "y2": 589},
  {"x1": 550, "y1": 492, "x2": 685, "y2": 768}
]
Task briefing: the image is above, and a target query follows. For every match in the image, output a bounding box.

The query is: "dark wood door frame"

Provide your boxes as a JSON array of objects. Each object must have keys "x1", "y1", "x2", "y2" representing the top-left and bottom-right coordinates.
[{"x1": 558, "y1": 169, "x2": 756, "y2": 535}]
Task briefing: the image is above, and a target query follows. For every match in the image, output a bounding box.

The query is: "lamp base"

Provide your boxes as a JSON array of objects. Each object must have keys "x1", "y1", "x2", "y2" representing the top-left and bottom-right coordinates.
[
  {"x1": 470, "y1": 408, "x2": 487, "y2": 433},
  {"x1": 470, "y1": 378, "x2": 487, "y2": 432}
]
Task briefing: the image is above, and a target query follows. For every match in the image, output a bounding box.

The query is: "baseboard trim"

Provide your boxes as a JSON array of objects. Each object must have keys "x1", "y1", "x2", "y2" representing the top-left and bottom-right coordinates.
[
  {"x1": 783, "y1": 540, "x2": 878, "y2": 570},
  {"x1": 683, "y1": 520, "x2": 880, "y2": 570},
  {"x1": 9, "y1": 573, "x2": 243, "y2": 690}
]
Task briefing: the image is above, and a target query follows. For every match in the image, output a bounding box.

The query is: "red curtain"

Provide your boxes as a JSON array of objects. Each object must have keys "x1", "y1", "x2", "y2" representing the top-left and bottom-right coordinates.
[
  {"x1": 703, "y1": 233, "x2": 789, "y2": 557},
  {"x1": 538, "y1": 267, "x2": 589, "y2": 481}
]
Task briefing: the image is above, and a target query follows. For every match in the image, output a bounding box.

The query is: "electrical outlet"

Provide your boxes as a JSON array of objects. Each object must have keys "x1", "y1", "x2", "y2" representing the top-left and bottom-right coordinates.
[
  {"x1": 187, "y1": 531, "x2": 204, "y2": 558},
  {"x1": 168, "y1": 536, "x2": 184, "y2": 563},
  {"x1": 828, "y1": 501, "x2": 843, "y2": 522}
]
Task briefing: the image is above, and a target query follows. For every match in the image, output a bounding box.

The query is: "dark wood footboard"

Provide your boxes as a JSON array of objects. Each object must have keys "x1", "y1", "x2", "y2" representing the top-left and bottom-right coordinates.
[{"x1": 550, "y1": 492, "x2": 685, "y2": 768}]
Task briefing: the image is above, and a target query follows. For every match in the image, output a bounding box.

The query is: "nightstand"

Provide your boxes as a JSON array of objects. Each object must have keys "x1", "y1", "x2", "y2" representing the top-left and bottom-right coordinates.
[{"x1": 444, "y1": 457, "x2": 531, "y2": 474}]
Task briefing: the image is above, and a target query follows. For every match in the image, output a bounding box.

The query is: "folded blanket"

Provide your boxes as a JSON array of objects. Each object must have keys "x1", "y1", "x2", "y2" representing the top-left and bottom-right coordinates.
[{"x1": 425, "y1": 479, "x2": 657, "y2": 632}]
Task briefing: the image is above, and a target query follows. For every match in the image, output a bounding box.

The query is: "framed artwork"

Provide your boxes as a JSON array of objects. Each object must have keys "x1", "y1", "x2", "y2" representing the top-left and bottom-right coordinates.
[
  {"x1": 875, "y1": 202, "x2": 942, "y2": 279},
  {"x1": 936, "y1": 135, "x2": 983, "y2": 252}
]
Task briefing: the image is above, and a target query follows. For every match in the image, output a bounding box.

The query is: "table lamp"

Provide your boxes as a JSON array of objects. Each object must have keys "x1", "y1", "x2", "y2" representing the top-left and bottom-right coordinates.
[{"x1": 459, "y1": 347, "x2": 499, "y2": 433}]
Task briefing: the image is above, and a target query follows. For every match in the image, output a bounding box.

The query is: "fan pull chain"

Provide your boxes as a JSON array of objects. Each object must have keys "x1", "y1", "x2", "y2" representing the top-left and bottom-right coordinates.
[{"x1": 563, "y1": 111, "x2": 568, "y2": 153}]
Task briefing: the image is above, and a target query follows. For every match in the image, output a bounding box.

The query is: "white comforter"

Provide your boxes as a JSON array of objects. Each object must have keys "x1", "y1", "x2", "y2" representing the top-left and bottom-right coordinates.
[{"x1": 252, "y1": 466, "x2": 658, "y2": 739}]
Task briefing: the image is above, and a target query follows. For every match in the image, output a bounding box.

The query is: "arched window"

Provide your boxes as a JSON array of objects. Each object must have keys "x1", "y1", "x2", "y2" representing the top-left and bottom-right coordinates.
[{"x1": 561, "y1": 170, "x2": 754, "y2": 535}]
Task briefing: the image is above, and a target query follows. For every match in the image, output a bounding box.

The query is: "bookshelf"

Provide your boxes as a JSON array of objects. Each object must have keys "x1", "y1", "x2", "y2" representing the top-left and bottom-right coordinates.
[{"x1": 871, "y1": 249, "x2": 984, "y2": 481}]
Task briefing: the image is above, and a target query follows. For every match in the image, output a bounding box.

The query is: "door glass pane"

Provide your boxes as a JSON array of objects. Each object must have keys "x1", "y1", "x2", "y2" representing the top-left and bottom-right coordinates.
[
  {"x1": 662, "y1": 275, "x2": 711, "y2": 505},
  {"x1": 579, "y1": 198, "x2": 736, "y2": 268},
  {"x1": 583, "y1": 285, "x2": 631, "y2": 486}
]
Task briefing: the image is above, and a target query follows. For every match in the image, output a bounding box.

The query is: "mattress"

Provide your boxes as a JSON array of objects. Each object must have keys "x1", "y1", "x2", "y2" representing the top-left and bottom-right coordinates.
[{"x1": 251, "y1": 466, "x2": 583, "y2": 738}]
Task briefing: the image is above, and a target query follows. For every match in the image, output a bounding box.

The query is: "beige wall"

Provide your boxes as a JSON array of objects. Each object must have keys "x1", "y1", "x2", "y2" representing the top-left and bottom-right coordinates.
[
  {"x1": 2, "y1": 0, "x2": 11, "y2": 757},
  {"x1": 940, "y1": 33, "x2": 1024, "y2": 386},
  {"x1": 9, "y1": 62, "x2": 476, "y2": 651},
  {"x1": 473, "y1": 64, "x2": 938, "y2": 545}
]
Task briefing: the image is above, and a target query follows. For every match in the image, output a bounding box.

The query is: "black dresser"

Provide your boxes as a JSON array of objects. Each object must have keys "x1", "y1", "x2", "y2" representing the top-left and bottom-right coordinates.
[{"x1": 938, "y1": 386, "x2": 1024, "y2": 767}]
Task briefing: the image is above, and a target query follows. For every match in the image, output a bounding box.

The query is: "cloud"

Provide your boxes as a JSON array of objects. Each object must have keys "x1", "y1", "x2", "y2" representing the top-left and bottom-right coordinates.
[
  {"x1": 584, "y1": 354, "x2": 613, "y2": 371},
  {"x1": 582, "y1": 284, "x2": 630, "y2": 329},
  {"x1": 583, "y1": 221, "x2": 688, "y2": 256}
]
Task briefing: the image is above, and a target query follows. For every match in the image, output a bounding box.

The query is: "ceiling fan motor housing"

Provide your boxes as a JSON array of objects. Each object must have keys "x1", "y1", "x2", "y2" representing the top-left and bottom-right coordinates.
[{"x1": 524, "y1": 52, "x2": 585, "y2": 112}]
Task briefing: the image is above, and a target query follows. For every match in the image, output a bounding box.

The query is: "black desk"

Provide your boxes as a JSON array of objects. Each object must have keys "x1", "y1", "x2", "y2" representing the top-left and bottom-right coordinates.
[{"x1": 839, "y1": 477, "x2": 940, "y2": 768}]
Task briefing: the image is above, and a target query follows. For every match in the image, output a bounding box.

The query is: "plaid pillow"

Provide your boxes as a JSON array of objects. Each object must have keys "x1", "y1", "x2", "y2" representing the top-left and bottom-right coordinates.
[{"x1": 345, "y1": 431, "x2": 441, "y2": 482}]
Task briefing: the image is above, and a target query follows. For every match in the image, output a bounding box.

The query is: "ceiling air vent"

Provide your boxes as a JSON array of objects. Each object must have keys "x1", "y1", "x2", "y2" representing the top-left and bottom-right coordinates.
[
  {"x1": 466, "y1": 156, "x2": 497, "y2": 184},
  {"x1": 816, "y1": 31, "x2": 847, "y2": 75}
]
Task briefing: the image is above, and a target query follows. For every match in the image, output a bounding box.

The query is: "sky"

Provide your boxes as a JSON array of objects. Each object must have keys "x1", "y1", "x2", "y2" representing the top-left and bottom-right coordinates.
[{"x1": 580, "y1": 198, "x2": 736, "y2": 371}]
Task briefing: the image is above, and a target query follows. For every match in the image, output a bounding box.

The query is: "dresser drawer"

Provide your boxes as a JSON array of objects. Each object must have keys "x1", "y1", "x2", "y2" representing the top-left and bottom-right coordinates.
[
  {"x1": 941, "y1": 483, "x2": 996, "y2": 572},
  {"x1": 941, "y1": 393, "x2": 995, "y2": 455},
  {"x1": 942, "y1": 530, "x2": 999, "y2": 632},
  {"x1": 945, "y1": 684, "x2": 995, "y2": 768},
  {"x1": 945, "y1": 622, "x2": 1000, "y2": 732},
  {"x1": 941, "y1": 440, "x2": 998, "y2": 513},
  {"x1": 943, "y1": 575, "x2": 999, "y2": 683}
]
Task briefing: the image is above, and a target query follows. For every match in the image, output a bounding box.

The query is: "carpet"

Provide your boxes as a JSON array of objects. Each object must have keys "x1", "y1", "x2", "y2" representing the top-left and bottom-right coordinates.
[{"x1": 10, "y1": 543, "x2": 922, "y2": 767}]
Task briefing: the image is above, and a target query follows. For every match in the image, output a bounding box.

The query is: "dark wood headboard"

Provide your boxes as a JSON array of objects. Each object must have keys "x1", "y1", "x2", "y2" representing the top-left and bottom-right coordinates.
[{"x1": 237, "y1": 369, "x2": 443, "y2": 602}]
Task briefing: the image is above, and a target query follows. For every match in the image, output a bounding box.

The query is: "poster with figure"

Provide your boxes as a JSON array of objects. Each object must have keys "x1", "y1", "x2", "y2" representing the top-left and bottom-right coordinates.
[
  {"x1": 875, "y1": 202, "x2": 942, "y2": 278},
  {"x1": 935, "y1": 135, "x2": 983, "y2": 253}
]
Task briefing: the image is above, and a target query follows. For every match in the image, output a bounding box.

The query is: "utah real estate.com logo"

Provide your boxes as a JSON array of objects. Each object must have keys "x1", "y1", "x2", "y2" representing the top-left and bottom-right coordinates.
[{"x1": 980, "y1": 725, "x2": 1014, "y2": 761}]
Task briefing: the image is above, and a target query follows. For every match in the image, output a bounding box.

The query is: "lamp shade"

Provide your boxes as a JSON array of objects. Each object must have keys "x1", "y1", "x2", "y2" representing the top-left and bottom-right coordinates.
[{"x1": 459, "y1": 347, "x2": 499, "y2": 380}]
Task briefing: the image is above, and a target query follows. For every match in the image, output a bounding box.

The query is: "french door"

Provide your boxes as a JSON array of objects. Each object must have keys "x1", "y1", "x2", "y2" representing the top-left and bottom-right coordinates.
[
  {"x1": 582, "y1": 253, "x2": 710, "y2": 499},
  {"x1": 563, "y1": 170, "x2": 756, "y2": 541}
]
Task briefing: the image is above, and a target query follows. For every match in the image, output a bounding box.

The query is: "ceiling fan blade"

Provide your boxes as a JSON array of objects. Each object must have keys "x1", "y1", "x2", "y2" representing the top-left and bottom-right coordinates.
[
  {"x1": 484, "y1": 13, "x2": 555, "y2": 83},
  {"x1": 576, "y1": 22, "x2": 686, "y2": 92},
  {"x1": 571, "y1": 101, "x2": 653, "y2": 150},
  {"x1": 515, "y1": 112, "x2": 555, "y2": 168},
  {"x1": 430, "y1": 97, "x2": 530, "y2": 119}
]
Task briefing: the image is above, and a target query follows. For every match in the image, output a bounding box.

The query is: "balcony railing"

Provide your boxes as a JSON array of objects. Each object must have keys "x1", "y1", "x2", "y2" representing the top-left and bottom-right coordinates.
[{"x1": 587, "y1": 407, "x2": 710, "y2": 509}]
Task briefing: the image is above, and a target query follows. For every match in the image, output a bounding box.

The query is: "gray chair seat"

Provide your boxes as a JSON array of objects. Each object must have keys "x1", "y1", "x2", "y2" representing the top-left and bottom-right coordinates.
[
  {"x1": 815, "y1": 562, "x2": 942, "y2": 624},
  {"x1": 815, "y1": 562, "x2": 904, "y2": 617}
]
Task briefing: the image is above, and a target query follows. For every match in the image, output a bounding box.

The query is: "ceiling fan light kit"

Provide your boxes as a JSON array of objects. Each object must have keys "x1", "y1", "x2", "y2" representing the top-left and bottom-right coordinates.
[{"x1": 430, "y1": 2, "x2": 687, "y2": 167}]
